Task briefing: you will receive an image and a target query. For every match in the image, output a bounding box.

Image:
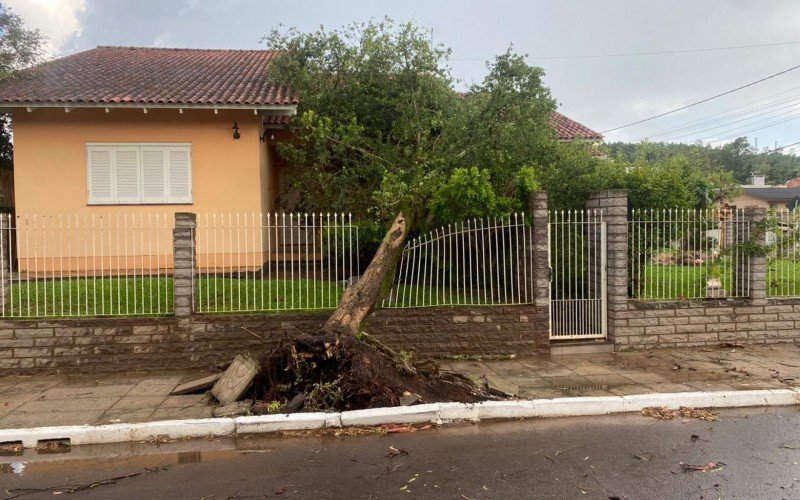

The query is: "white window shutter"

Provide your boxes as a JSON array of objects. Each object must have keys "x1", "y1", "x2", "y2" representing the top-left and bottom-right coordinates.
[
  {"x1": 87, "y1": 143, "x2": 191, "y2": 205},
  {"x1": 113, "y1": 147, "x2": 140, "y2": 202},
  {"x1": 87, "y1": 148, "x2": 113, "y2": 203},
  {"x1": 167, "y1": 147, "x2": 192, "y2": 203},
  {"x1": 141, "y1": 148, "x2": 166, "y2": 202}
]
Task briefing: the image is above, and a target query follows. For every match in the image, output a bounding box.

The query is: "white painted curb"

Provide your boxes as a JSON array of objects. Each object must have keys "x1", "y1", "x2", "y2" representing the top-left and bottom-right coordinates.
[{"x1": 0, "y1": 389, "x2": 796, "y2": 449}]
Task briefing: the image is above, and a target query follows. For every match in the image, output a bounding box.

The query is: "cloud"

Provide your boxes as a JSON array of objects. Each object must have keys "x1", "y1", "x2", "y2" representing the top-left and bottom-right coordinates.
[{"x1": 6, "y1": 0, "x2": 86, "y2": 56}]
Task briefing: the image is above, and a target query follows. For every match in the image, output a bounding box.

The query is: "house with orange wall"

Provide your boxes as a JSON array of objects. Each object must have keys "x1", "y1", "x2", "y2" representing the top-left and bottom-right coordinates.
[{"x1": 0, "y1": 46, "x2": 601, "y2": 274}]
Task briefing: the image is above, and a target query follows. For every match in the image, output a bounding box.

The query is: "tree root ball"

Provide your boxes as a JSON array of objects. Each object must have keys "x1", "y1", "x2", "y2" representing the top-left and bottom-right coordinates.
[{"x1": 250, "y1": 333, "x2": 484, "y2": 413}]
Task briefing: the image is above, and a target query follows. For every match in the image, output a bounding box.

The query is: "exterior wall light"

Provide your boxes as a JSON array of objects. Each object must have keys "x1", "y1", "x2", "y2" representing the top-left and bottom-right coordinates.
[{"x1": 232, "y1": 122, "x2": 240, "y2": 140}]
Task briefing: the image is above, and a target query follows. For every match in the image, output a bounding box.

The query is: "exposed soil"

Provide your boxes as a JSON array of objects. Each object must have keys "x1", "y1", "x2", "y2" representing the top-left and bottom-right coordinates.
[{"x1": 249, "y1": 333, "x2": 484, "y2": 412}]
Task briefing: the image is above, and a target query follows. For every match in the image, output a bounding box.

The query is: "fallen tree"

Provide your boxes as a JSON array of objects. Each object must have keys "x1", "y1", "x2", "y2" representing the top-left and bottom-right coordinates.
[{"x1": 244, "y1": 20, "x2": 558, "y2": 411}]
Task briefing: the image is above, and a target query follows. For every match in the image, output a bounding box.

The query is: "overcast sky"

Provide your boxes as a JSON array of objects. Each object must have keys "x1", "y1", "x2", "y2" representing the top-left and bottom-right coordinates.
[{"x1": 10, "y1": 0, "x2": 800, "y2": 151}]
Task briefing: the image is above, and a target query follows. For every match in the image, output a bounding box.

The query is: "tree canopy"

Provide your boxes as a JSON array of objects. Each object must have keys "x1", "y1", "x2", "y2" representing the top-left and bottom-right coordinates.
[
  {"x1": 264, "y1": 20, "x2": 556, "y2": 228},
  {"x1": 0, "y1": 3, "x2": 46, "y2": 168},
  {"x1": 266, "y1": 19, "x2": 743, "y2": 229}
]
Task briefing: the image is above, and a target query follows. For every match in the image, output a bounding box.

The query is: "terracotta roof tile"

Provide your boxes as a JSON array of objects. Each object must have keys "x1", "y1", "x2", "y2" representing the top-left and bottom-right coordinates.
[
  {"x1": 0, "y1": 46, "x2": 296, "y2": 107},
  {"x1": 550, "y1": 111, "x2": 603, "y2": 141}
]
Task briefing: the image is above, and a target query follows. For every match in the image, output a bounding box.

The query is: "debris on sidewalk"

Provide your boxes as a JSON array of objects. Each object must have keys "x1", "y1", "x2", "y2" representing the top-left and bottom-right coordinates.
[
  {"x1": 400, "y1": 391, "x2": 421, "y2": 406},
  {"x1": 281, "y1": 394, "x2": 306, "y2": 414},
  {"x1": 640, "y1": 406, "x2": 718, "y2": 421},
  {"x1": 724, "y1": 367, "x2": 751, "y2": 377},
  {"x1": 213, "y1": 399, "x2": 254, "y2": 417},
  {"x1": 483, "y1": 374, "x2": 519, "y2": 397},
  {"x1": 679, "y1": 461, "x2": 725, "y2": 472},
  {"x1": 171, "y1": 373, "x2": 222, "y2": 395},
  {"x1": 211, "y1": 353, "x2": 259, "y2": 405}
]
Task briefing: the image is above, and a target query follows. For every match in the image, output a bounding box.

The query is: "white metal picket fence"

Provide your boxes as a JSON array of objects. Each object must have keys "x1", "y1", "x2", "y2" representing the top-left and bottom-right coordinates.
[
  {"x1": 0, "y1": 213, "x2": 174, "y2": 317},
  {"x1": 193, "y1": 213, "x2": 359, "y2": 313},
  {"x1": 767, "y1": 209, "x2": 800, "y2": 297},
  {"x1": 381, "y1": 214, "x2": 533, "y2": 308},
  {"x1": 548, "y1": 210, "x2": 607, "y2": 340},
  {"x1": 628, "y1": 208, "x2": 749, "y2": 300}
]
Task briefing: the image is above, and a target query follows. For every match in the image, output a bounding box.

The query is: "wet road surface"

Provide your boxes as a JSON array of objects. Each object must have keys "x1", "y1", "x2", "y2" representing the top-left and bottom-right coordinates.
[{"x1": 2, "y1": 406, "x2": 800, "y2": 499}]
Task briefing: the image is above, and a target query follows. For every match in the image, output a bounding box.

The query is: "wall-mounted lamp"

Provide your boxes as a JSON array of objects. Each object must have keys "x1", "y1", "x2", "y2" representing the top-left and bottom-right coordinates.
[
  {"x1": 259, "y1": 130, "x2": 276, "y2": 143},
  {"x1": 232, "y1": 122, "x2": 240, "y2": 140}
]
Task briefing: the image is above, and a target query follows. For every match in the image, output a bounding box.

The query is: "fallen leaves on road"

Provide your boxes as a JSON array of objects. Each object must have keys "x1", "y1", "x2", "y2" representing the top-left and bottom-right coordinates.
[
  {"x1": 679, "y1": 461, "x2": 725, "y2": 472},
  {"x1": 633, "y1": 452, "x2": 655, "y2": 461},
  {"x1": 144, "y1": 434, "x2": 177, "y2": 446},
  {"x1": 386, "y1": 445, "x2": 409, "y2": 458},
  {"x1": 380, "y1": 423, "x2": 433, "y2": 434},
  {"x1": 640, "y1": 406, "x2": 718, "y2": 421}
]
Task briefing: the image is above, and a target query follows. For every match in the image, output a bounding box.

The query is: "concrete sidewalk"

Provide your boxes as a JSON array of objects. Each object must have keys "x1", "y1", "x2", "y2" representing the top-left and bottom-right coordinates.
[{"x1": 1, "y1": 344, "x2": 798, "y2": 430}]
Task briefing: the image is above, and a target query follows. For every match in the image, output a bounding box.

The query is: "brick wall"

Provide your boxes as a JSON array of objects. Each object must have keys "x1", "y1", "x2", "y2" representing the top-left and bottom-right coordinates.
[
  {"x1": 615, "y1": 298, "x2": 800, "y2": 349},
  {"x1": 0, "y1": 305, "x2": 540, "y2": 374}
]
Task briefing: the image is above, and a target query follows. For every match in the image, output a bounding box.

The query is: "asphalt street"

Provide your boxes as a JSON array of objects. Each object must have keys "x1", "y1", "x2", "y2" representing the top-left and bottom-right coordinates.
[{"x1": 2, "y1": 406, "x2": 800, "y2": 499}]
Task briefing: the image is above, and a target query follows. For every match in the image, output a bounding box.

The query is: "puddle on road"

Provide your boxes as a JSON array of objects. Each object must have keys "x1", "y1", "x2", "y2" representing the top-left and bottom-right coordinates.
[{"x1": 0, "y1": 437, "x2": 268, "y2": 477}]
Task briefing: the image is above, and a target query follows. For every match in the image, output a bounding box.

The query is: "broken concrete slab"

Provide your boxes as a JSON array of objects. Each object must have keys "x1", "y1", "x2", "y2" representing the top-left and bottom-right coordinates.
[
  {"x1": 484, "y1": 374, "x2": 519, "y2": 397},
  {"x1": 171, "y1": 373, "x2": 222, "y2": 396},
  {"x1": 211, "y1": 354, "x2": 260, "y2": 405},
  {"x1": 213, "y1": 399, "x2": 254, "y2": 418},
  {"x1": 400, "y1": 393, "x2": 421, "y2": 406}
]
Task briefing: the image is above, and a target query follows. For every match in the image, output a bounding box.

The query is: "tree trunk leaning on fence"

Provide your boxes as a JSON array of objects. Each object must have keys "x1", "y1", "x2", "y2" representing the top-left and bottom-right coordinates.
[
  {"x1": 320, "y1": 211, "x2": 411, "y2": 340},
  {"x1": 257, "y1": 212, "x2": 483, "y2": 410}
]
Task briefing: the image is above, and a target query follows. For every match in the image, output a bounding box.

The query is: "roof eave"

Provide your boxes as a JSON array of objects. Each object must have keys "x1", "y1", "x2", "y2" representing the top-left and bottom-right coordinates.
[{"x1": 0, "y1": 102, "x2": 298, "y2": 114}]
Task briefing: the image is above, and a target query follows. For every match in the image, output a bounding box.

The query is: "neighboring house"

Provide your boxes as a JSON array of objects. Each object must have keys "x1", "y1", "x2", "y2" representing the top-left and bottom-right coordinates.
[
  {"x1": 725, "y1": 175, "x2": 800, "y2": 211},
  {"x1": 0, "y1": 45, "x2": 602, "y2": 272},
  {"x1": 786, "y1": 176, "x2": 800, "y2": 188}
]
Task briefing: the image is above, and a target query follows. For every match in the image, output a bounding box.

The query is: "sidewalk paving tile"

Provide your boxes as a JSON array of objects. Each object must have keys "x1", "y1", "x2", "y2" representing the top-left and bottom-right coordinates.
[
  {"x1": 644, "y1": 382, "x2": 696, "y2": 393},
  {"x1": 0, "y1": 410, "x2": 107, "y2": 428},
  {"x1": 0, "y1": 343, "x2": 798, "y2": 430},
  {"x1": 16, "y1": 397, "x2": 120, "y2": 413},
  {"x1": 99, "y1": 408, "x2": 157, "y2": 424},
  {"x1": 36, "y1": 384, "x2": 135, "y2": 400},
  {"x1": 110, "y1": 396, "x2": 168, "y2": 410}
]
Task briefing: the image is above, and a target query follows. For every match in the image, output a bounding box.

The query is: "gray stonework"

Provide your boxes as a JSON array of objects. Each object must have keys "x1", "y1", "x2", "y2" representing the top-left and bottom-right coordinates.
[
  {"x1": 615, "y1": 298, "x2": 800, "y2": 348},
  {"x1": 0, "y1": 306, "x2": 541, "y2": 374},
  {"x1": 735, "y1": 207, "x2": 767, "y2": 303},
  {"x1": 586, "y1": 190, "x2": 628, "y2": 343},
  {"x1": 600, "y1": 192, "x2": 781, "y2": 350},
  {"x1": 529, "y1": 191, "x2": 550, "y2": 350},
  {"x1": 173, "y1": 212, "x2": 196, "y2": 318}
]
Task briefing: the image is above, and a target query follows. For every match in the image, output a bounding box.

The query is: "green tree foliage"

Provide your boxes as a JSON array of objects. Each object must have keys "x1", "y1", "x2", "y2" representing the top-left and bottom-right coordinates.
[
  {"x1": 607, "y1": 137, "x2": 800, "y2": 185},
  {"x1": 264, "y1": 20, "x2": 556, "y2": 230},
  {"x1": 0, "y1": 3, "x2": 46, "y2": 168},
  {"x1": 266, "y1": 19, "x2": 740, "y2": 229}
]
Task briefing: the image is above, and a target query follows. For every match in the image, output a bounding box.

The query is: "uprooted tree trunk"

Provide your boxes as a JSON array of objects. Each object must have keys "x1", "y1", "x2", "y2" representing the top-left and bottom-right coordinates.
[
  {"x1": 252, "y1": 211, "x2": 485, "y2": 412},
  {"x1": 322, "y1": 211, "x2": 411, "y2": 339}
]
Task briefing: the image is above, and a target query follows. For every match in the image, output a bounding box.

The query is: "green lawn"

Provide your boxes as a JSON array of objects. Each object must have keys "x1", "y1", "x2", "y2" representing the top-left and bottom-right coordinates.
[
  {"x1": 196, "y1": 277, "x2": 344, "y2": 312},
  {"x1": 7, "y1": 277, "x2": 174, "y2": 317},
  {"x1": 631, "y1": 258, "x2": 800, "y2": 299},
  {"x1": 4, "y1": 276, "x2": 494, "y2": 317},
  {"x1": 767, "y1": 258, "x2": 800, "y2": 297},
  {"x1": 631, "y1": 263, "x2": 733, "y2": 300},
  {"x1": 383, "y1": 284, "x2": 475, "y2": 308}
]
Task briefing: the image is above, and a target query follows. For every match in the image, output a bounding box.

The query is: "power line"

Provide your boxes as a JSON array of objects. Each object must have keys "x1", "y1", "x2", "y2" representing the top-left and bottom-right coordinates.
[
  {"x1": 712, "y1": 113, "x2": 800, "y2": 143},
  {"x1": 754, "y1": 140, "x2": 800, "y2": 156},
  {"x1": 450, "y1": 40, "x2": 800, "y2": 61},
  {"x1": 657, "y1": 100, "x2": 800, "y2": 142},
  {"x1": 637, "y1": 86, "x2": 800, "y2": 141},
  {"x1": 600, "y1": 62, "x2": 800, "y2": 133}
]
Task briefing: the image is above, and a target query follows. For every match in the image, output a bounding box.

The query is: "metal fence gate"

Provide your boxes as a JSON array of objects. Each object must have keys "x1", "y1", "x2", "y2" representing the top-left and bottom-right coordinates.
[{"x1": 549, "y1": 210, "x2": 607, "y2": 340}]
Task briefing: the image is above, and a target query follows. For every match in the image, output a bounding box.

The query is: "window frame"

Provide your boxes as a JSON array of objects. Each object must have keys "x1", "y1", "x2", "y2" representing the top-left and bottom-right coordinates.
[{"x1": 86, "y1": 142, "x2": 193, "y2": 206}]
